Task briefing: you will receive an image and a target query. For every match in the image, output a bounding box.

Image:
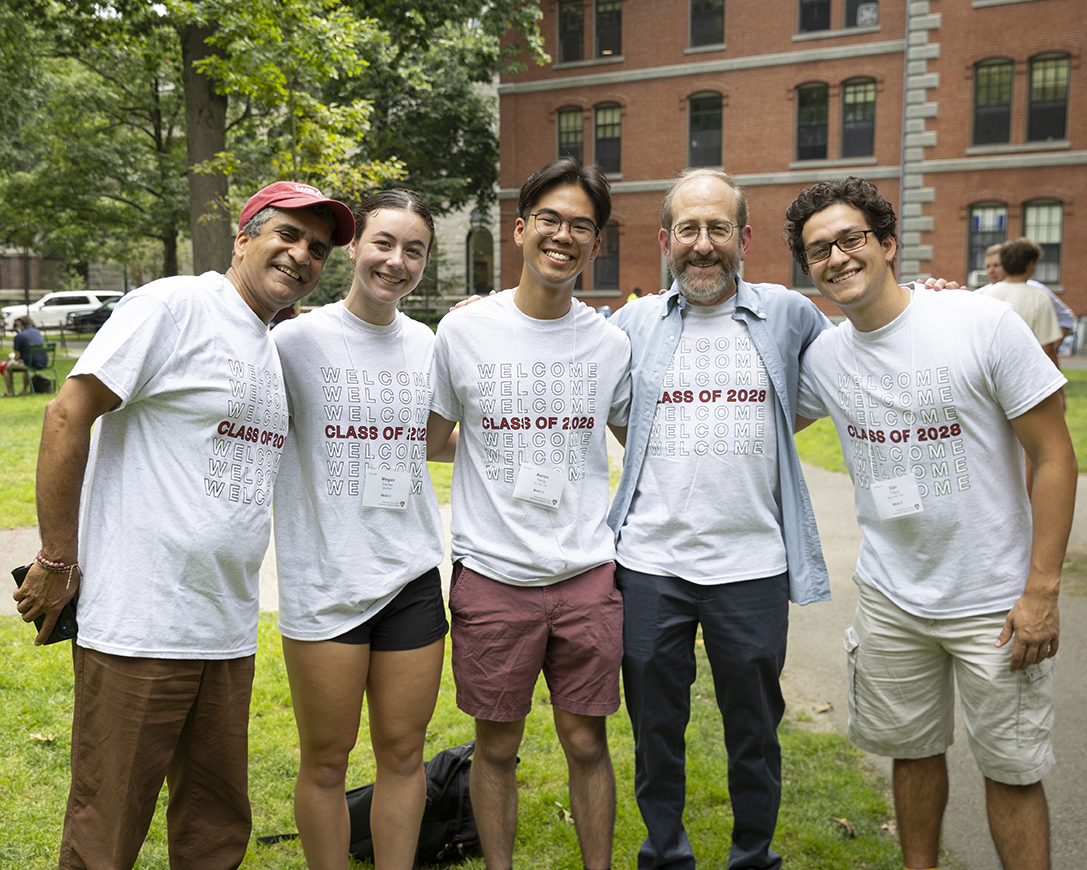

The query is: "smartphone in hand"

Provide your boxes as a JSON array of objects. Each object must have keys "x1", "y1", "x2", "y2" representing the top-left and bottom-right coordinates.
[{"x1": 11, "y1": 564, "x2": 78, "y2": 644}]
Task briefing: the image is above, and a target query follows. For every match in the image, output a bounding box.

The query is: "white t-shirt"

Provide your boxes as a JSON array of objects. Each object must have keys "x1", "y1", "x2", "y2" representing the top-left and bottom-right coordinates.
[
  {"x1": 981, "y1": 280, "x2": 1062, "y2": 346},
  {"x1": 616, "y1": 297, "x2": 787, "y2": 583},
  {"x1": 796, "y1": 287, "x2": 1065, "y2": 618},
  {"x1": 272, "y1": 303, "x2": 444, "y2": 640},
  {"x1": 71, "y1": 272, "x2": 287, "y2": 658},
  {"x1": 431, "y1": 290, "x2": 631, "y2": 585}
]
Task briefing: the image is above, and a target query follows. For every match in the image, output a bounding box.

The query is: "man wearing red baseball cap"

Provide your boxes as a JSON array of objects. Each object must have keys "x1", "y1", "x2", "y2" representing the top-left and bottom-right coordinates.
[{"x1": 15, "y1": 181, "x2": 352, "y2": 869}]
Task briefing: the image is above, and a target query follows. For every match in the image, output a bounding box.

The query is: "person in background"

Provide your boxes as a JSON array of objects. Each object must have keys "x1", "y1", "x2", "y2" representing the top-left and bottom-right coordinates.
[
  {"x1": 2, "y1": 315, "x2": 48, "y2": 396},
  {"x1": 978, "y1": 241, "x2": 1073, "y2": 345},
  {"x1": 977, "y1": 238, "x2": 1062, "y2": 368}
]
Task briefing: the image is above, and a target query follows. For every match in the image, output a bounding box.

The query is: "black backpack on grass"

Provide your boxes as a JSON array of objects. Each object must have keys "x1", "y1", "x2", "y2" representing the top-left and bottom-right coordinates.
[
  {"x1": 348, "y1": 740, "x2": 479, "y2": 865},
  {"x1": 260, "y1": 741, "x2": 480, "y2": 866}
]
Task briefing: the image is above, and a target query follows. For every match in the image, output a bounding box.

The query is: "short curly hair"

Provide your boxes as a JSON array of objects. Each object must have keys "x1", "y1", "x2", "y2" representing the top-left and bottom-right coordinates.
[{"x1": 783, "y1": 177, "x2": 899, "y2": 274}]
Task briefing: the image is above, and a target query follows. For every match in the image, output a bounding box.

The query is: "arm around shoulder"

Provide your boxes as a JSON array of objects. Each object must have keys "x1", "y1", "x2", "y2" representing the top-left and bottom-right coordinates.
[{"x1": 426, "y1": 411, "x2": 458, "y2": 462}]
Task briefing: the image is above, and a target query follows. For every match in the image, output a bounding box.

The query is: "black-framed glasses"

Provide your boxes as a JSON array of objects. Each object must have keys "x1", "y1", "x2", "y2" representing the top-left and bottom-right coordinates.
[
  {"x1": 530, "y1": 212, "x2": 599, "y2": 244},
  {"x1": 670, "y1": 222, "x2": 736, "y2": 245},
  {"x1": 802, "y1": 230, "x2": 874, "y2": 265}
]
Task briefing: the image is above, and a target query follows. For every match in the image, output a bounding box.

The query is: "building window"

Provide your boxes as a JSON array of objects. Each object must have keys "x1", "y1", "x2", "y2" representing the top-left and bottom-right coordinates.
[
  {"x1": 792, "y1": 258, "x2": 815, "y2": 289},
  {"x1": 594, "y1": 221, "x2": 620, "y2": 290},
  {"x1": 688, "y1": 93, "x2": 722, "y2": 167},
  {"x1": 799, "y1": 0, "x2": 830, "y2": 33},
  {"x1": 842, "y1": 78, "x2": 875, "y2": 157},
  {"x1": 467, "y1": 225, "x2": 494, "y2": 295},
  {"x1": 558, "y1": 0, "x2": 584, "y2": 64},
  {"x1": 845, "y1": 0, "x2": 878, "y2": 27},
  {"x1": 691, "y1": 0, "x2": 725, "y2": 47},
  {"x1": 974, "y1": 59, "x2": 1013, "y2": 146},
  {"x1": 1028, "y1": 53, "x2": 1070, "y2": 142},
  {"x1": 594, "y1": 103, "x2": 621, "y2": 173},
  {"x1": 968, "y1": 203, "x2": 1007, "y2": 275},
  {"x1": 797, "y1": 83, "x2": 828, "y2": 160},
  {"x1": 558, "y1": 107, "x2": 584, "y2": 163},
  {"x1": 1024, "y1": 200, "x2": 1063, "y2": 284},
  {"x1": 596, "y1": 0, "x2": 621, "y2": 57}
]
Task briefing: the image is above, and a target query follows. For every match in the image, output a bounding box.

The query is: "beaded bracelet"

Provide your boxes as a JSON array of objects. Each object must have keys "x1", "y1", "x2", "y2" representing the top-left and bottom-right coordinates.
[{"x1": 35, "y1": 550, "x2": 81, "y2": 589}]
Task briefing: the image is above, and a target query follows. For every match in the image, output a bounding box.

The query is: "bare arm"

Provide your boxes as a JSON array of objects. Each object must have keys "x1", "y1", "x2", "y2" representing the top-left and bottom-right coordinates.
[
  {"x1": 1043, "y1": 341, "x2": 1061, "y2": 369},
  {"x1": 996, "y1": 391, "x2": 1077, "y2": 670},
  {"x1": 14, "y1": 374, "x2": 120, "y2": 644},
  {"x1": 427, "y1": 420, "x2": 458, "y2": 462},
  {"x1": 426, "y1": 411, "x2": 458, "y2": 462}
]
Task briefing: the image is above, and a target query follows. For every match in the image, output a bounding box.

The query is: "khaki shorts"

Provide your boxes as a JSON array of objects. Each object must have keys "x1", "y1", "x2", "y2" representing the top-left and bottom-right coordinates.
[
  {"x1": 449, "y1": 562, "x2": 623, "y2": 721},
  {"x1": 844, "y1": 578, "x2": 1055, "y2": 786}
]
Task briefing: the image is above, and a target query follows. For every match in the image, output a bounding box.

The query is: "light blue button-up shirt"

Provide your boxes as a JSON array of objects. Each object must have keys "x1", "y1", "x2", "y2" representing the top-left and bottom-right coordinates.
[{"x1": 607, "y1": 278, "x2": 832, "y2": 605}]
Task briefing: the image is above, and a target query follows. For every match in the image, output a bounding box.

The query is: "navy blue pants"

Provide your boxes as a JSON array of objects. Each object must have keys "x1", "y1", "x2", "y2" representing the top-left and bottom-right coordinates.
[{"x1": 617, "y1": 565, "x2": 789, "y2": 870}]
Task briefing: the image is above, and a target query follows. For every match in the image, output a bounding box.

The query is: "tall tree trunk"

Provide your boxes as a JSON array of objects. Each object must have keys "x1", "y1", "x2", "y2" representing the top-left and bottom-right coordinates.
[
  {"x1": 163, "y1": 229, "x2": 179, "y2": 278},
  {"x1": 180, "y1": 23, "x2": 232, "y2": 275}
]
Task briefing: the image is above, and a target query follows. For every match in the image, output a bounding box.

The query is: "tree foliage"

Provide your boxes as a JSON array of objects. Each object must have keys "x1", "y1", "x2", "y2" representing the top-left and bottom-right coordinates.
[
  {"x1": 0, "y1": 0, "x2": 545, "y2": 278},
  {"x1": 0, "y1": 5, "x2": 189, "y2": 272}
]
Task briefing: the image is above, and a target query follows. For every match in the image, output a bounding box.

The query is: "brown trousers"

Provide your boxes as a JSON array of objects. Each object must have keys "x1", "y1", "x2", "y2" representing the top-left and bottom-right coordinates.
[{"x1": 59, "y1": 646, "x2": 255, "y2": 869}]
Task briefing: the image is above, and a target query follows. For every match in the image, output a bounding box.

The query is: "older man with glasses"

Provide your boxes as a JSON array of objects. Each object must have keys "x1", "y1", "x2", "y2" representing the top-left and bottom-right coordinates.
[{"x1": 605, "y1": 167, "x2": 833, "y2": 870}]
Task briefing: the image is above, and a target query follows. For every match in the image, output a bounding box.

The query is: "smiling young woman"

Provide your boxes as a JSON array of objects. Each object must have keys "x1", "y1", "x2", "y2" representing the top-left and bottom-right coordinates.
[{"x1": 270, "y1": 190, "x2": 456, "y2": 870}]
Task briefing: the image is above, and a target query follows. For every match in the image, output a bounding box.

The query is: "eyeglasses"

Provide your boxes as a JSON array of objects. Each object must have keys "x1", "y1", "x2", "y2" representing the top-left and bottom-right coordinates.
[
  {"x1": 530, "y1": 213, "x2": 599, "y2": 244},
  {"x1": 670, "y1": 222, "x2": 736, "y2": 245},
  {"x1": 801, "y1": 230, "x2": 874, "y2": 265}
]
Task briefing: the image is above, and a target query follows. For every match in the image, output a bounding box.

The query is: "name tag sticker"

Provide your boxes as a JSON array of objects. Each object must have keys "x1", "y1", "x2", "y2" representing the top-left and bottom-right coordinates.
[
  {"x1": 362, "y1": 469, "x2": 410, "y2": 510},
  {"x1": 871, "y1": 475, "x2": 924, "y2": 521},
  {"x1": 513, "y1": 464, "x2": 565, "y2": 510}
]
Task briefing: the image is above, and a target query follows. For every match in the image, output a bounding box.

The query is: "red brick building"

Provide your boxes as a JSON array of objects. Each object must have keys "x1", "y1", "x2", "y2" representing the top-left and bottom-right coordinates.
[{"x1": 497, "y1": 0, "x2": 1085, "y2": 319}]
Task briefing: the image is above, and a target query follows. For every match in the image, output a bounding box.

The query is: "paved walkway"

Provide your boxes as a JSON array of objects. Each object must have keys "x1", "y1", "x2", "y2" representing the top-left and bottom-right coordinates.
[{"x1": 3, "y1": 438, "x2": 1085, "y2": 868}]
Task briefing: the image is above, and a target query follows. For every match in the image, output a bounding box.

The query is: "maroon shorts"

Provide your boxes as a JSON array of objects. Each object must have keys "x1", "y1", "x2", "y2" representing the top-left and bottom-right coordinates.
[{"x1": 448, "y1": 562, "x2": 623, "y2": 721}]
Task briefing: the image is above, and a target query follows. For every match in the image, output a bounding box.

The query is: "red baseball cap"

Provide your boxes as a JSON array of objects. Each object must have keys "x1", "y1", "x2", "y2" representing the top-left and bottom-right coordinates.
[{"x1": 238, "y1": 181, "x2": 355, "y2": 247}]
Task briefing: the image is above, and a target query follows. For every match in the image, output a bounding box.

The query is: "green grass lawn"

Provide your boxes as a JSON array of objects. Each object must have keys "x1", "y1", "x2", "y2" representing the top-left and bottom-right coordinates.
[
  {"x1": 0, "y1": 614, "x2": 905, "y2": 870},
  {"x1": 1, "y1": 346, "x2": 1079, "y2": 867}
]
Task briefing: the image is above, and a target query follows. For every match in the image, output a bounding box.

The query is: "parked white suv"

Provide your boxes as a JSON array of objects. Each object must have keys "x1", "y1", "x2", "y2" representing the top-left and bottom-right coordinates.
[{"x1": 2, "y1": 291, "x2": 124, "y2": 331}]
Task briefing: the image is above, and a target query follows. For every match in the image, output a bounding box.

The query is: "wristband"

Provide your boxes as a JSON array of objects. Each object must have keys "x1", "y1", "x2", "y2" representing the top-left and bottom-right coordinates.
[{"x1": 35, "y1": 550, "x2": 81, "y2": 589}]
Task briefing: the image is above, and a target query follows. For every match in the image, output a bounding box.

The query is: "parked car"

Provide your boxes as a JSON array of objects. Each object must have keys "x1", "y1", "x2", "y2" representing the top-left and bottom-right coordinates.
[
  {"x1": 66, "y1": 299, "x2": 119, "y2": 335},
  {"x1": 1, "y1": 291, "x2": 123, "y2": 331}
]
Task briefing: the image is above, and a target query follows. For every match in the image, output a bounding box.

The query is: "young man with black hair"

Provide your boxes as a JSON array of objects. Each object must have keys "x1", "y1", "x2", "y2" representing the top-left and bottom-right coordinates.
[
  {"x1": 428, "y1": 157, "x2": 631, "y2": 870},
  {"x1": 787, "y1": 177, "x2": 1075, "y2": 870}
]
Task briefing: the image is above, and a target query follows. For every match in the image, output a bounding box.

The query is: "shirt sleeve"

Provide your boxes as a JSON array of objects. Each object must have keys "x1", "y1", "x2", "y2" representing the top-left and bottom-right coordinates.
[
  {"x1": 70, "y1": 293, "x2": 179, "y2": 406},
  {"x1": 796, "y1": 346, "x2": 830, "y2": 421},
  {"x1": 608, "y1": 337, "x2": 632, "y2": 427},
  {"x1": 989, "y1": 307, "x2": 1066, "y2": 419},
  {"x1": 428, "y1": 320, "x2": 463, "y2": 422}
]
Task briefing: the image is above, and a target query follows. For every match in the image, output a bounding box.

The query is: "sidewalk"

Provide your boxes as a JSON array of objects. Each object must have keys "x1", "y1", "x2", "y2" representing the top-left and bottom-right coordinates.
[
  {"x1": 786, "y1": 462, "x2": 1086, "y2": 870},
  {"x1": 3, "y1": 451, "x2": 1085, "y2": 868}
]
